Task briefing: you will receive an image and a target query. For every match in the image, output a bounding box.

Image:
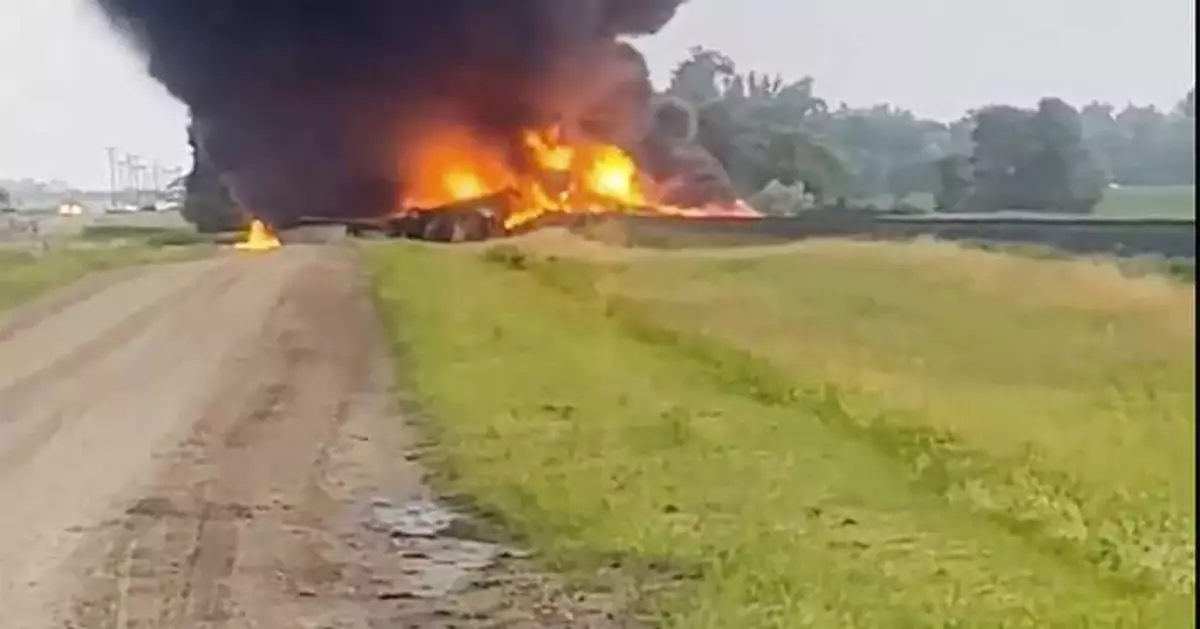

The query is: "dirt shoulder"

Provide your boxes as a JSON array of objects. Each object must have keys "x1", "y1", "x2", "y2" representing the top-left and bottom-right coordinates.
[{"x1": 0, "y1": 246, "x2": 625, "y2": 629}]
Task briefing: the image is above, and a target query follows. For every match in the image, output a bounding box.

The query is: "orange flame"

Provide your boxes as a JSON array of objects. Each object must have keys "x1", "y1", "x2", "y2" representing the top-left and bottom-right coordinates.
[
  {"x1": 402, "y1": 126, "x2": 514, "y2": 210},
  {"x1": 234, "y1": 219, "x2": 282, "y2": 251},
  {"x1": 400, "y1": 124, "x2": 658, "y2": 230},
  {"x1": 397, "y1": 123, "x2": 763, "y2": 231}
]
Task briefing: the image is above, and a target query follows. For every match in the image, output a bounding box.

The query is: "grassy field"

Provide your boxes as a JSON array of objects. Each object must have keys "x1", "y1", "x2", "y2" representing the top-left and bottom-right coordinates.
[
  {"x1": 873, "y1": 185, "x2": 1195, "y2": 218},
  {"x1": 1095, "y1": 185, "x2": 1196, "y2": 218},
  {"x1": 0, "y1": 244, "x2": 204, "y2": 312},
  {"x1": 366, "y1": 233, "x2": 1194, "y2": 628}
]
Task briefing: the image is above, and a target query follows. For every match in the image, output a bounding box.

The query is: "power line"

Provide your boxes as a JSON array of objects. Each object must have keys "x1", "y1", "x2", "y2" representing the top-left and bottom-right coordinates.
[{"x1": 106, "y1": 147, "x2": 185, "y2": 209}]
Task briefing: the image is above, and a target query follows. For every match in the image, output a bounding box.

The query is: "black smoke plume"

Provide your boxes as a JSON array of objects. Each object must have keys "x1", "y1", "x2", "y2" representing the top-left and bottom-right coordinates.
[{"x1": 91, "y1": 0, "x2": 692, "y2": 227}]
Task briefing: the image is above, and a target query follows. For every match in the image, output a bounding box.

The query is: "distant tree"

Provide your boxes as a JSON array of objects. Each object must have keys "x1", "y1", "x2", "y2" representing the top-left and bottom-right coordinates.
[
  {"x1": 1178, "y1": 87, "x2": 1195, "y2": 118},
  {"x1": 1167, "y1": 89, "x2": 1196, "y2": 184},
  {"x1": 0, "y1": 187, "x2": 10, "y2": 208},
  {"x1": 965, "y1": 105, "x2": 1033, "y2": 210},
  {"x1": 669, "y1": 47, "x2": 1191, "y2": 204},
  {"x1": 1079, "y1": 90, "x2": 1195, "y2": 187},
  {"x1": 820, "y1": 104, "x2": 952, "y2": 198},
  {"x1": 957, "y1": 99, "x2": 1104, "y2": 213},
  {"x1": 1079, "y1": 101, "x2": 1120, "y2": 182},
  {"x1": 667, "y1": 48, "x2": 853, "y2": 201},
  {"x1": 929, "y1": 99, "x2": 1106, "y2": 213},
  {"x1": 887, "y1": 158, "x2": 939, "y2": 205},
  {"x1": 667, "y1": 47, "x2": 737, "y2": 104},
  {"x1": 1027, "y1": 98, "x2": 1105, "y2": 212},
  {"x1": 934, "y1": 155, "x2": 972, "y2": 211}
]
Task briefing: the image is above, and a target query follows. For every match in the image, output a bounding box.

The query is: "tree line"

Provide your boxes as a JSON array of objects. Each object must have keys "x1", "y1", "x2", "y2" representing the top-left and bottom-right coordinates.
[{"x1": 665, "y1": 47, "x2": 1195, "y2": 214}]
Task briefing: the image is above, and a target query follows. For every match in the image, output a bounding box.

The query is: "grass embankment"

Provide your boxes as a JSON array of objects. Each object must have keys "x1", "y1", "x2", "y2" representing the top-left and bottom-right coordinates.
[
  {"x1": 0, "y1": 244, "x2": 203, "y2": 312},
  {"x1": 365, "y1": 235, "x2": 1195, "y2": 628}
]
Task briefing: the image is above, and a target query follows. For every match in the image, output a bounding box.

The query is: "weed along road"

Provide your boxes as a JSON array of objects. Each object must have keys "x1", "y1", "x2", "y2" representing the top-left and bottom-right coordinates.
[{"x1": 0, "y1": 246, "x2": 598, "y2": 629}]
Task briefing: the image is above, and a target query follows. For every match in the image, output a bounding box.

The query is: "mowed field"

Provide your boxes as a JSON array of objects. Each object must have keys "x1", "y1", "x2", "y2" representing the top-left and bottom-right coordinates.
[
  {"x1": 1096, "y1": 185, "x2": 1196, "y2": 218},
  {"x1": 366, "y1": 232, "x2": 1195, "y2": 628},
  {"x1": 878, "y1": 184, "x2": 1196, "y2": 218}
]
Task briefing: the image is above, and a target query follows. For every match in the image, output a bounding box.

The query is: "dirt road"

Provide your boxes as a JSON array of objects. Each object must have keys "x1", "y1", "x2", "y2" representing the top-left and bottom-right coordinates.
[{"x1": 0, "y1": 246, "x2": 626, "y2": 629}]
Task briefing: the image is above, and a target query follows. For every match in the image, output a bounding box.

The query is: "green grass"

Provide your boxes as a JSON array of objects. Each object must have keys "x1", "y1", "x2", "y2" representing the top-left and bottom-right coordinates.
[
  {"x1": 78, "y1": 224, "x2": 211, "y2": 247},
  {"x1": 365, "y1": 236, "x2": 1194, "y2": 628},
  {"x1": 1096, "y1": 186, "x2": 1195, "y2": 218},
  {"x1": 866, "y1": 185, "x2": 1195, "y2": 218},
  {"x1": 0, "y1": 244, "x2": 205, "y2": 312}
]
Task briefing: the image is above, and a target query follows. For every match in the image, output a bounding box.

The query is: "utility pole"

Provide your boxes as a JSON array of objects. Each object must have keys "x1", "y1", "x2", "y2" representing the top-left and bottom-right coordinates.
[
  {"x1": 140, "y1": 162, "x2": 150, "y2": 206},
  {"x1": 118, "y1": 154, "x2": 129, "y2": 207},
  {"x1": 152, "y1": 160, "x2": 162, "y2": 198},
  {"x1": 106, "y1": 147, "x2": 118, "y2": 209},
  {"x1": 123, "y1": 154, "x2": 139, "y2": 207},
  {"x1": 131, "y1": 157, "x2": 142, "y2": 207},
  {"x1": 162, "y1": 166, "x2": 184, "y2": 204}
]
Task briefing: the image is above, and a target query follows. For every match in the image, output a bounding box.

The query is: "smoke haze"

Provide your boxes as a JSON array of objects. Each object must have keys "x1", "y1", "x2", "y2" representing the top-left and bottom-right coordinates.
[{"x1": 91, "y1": 0, "x2": 689, "y2": 224}]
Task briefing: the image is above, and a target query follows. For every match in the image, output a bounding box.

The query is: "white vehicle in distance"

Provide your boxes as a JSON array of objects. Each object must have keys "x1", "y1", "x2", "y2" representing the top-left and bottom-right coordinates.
[{"x1": 58, "y1": 201, "x2": 85, "y2": 216}]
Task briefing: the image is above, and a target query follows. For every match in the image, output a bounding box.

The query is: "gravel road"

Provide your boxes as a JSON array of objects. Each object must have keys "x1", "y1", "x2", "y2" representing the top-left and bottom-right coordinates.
[{"x1": 0, "y1": 246, "x2": 628, "y2": 628}]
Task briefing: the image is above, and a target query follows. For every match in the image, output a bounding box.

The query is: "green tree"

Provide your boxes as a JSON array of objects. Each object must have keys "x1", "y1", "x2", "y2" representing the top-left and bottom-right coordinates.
[
  {"x1": 951, "y1": 99, "x2": 1104, "y2": 213},
  {"x1": 1080, "y1": 90, "x2": 1194, "y2": 186},
  {"x1": 667, "y1": 47, "x2": 737, "y2": 104},
  {"x1": 668, "y1": 48, "x2": 852, "y2": 202},
  {"x1": 887, "y1": 158, "x2": 939, "y2": 206},
  {"x1": 1166, "y1": 89, "x2": 1195, "y2": 184},
  {"x1": 819, "y1": 104, "x2": 951, "y2": 198},
  {"x1": 1178, "y1": 88, "x2": 1195, "y2": 118},
  {"x1": 934, "y1": 155, "x2": 972, "y2": 211},
  {"x1": 965, "y1": 105, "x2": 1035, "y2": 210},
  {"x1": 1026, "y1": 98, "x2": 1105, "y2": 212}
]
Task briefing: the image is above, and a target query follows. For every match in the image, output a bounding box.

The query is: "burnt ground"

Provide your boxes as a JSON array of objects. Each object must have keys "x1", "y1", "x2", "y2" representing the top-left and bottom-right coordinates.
[{"x1": 0, "y1": 246, "x2": 635, "y2": 628}]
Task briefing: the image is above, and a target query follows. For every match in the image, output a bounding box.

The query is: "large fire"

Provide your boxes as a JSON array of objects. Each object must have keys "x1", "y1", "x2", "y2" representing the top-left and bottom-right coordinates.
[{"x1": 399, "y1": 124, "x2": 754, "y2": 231}]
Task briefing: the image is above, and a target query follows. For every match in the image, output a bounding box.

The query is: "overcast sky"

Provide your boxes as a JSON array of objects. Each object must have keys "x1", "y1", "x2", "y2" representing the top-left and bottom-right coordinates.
[{"x1": 1, "y1": 0, "x2": 1194, "y2": 189}]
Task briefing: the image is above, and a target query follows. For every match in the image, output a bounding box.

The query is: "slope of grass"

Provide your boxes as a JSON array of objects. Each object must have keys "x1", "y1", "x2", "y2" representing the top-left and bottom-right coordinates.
[
  {"x1": 365, "y1": 236, "x2": 1195, "y2": 628},
  {"x1": 0, "y1": 245, "x2": 204, "y2": 312}
]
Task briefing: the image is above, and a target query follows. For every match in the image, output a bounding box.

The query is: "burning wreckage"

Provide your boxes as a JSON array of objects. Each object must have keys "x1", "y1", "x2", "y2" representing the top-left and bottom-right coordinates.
[
  {"x1": 187, "y1": 105, "x2": 759, "y2": 244},
  {"x1": 104, "y1": 0, "x2": 760, "y2": 245}
]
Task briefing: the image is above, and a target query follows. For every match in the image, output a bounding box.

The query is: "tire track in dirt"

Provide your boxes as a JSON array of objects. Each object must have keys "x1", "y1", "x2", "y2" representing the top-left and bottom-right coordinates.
[
  {"x1": 0, "y1": 251, "x2": 295, "y2": 626},
  {"x1": 0, "y1": 259, "x2": 235, "y2": 412},
  {"x1": 66, "y1": 247, "x2": 412, "y2": 628},
  {"x1": 0, "y1": 263, "x2": 243, "y2": 475},
  {"x1": 0, "y1": 268, "x2": 129, "y2": 343},
  {"x1": 1, "y1": 245, "x2": 636, "y2": 629}
]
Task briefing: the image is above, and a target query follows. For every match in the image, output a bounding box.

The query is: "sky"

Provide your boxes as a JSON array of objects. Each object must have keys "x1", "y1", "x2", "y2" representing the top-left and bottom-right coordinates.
[{"x1": 0, "y1": 0, "x2": 1194, "y2": 189}]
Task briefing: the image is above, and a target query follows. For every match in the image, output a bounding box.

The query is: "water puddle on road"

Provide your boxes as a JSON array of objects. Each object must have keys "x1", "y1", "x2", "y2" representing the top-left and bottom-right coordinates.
[{"x1": 365, "y1": 497, "x2": 524, "y2": 599}]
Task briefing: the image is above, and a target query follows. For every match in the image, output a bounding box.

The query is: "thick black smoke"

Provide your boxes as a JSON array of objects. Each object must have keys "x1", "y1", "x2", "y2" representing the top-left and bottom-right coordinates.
[{"x1": 93, "y1": 0, "x2": 689, "y2": 226}]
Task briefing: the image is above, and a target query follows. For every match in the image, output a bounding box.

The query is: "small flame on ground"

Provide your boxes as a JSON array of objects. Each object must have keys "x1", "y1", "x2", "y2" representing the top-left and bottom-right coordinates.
[{"x1": 234, "y1": 219, "x2": 282, "y2": 251}]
